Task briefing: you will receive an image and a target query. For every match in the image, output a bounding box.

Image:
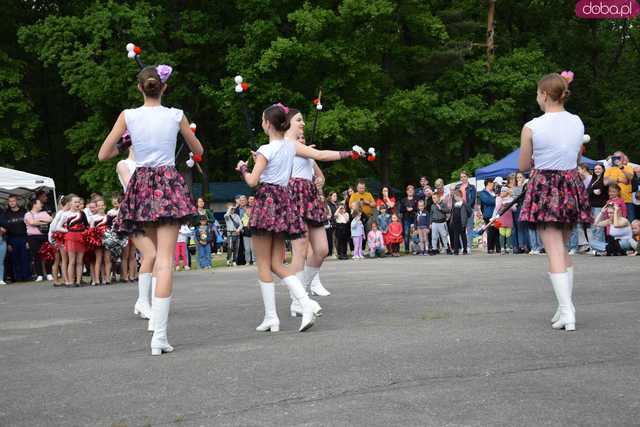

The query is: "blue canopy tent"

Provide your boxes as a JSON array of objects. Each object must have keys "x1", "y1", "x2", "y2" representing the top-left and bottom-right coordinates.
[{"x1": 475, "y1": 148, "x2": 598, "y2": 179}]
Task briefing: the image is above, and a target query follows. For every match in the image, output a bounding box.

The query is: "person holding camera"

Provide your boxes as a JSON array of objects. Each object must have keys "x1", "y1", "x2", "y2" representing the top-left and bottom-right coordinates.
[
  {"x1": 224, "y1": 202, "x2": 242, "y2": 266},
  {"x1": 604, "y1": 151, "x2": 635, "y2": 220},
  {"x1": 589, "y1": 203, "x2": 635, "y2": 256}
]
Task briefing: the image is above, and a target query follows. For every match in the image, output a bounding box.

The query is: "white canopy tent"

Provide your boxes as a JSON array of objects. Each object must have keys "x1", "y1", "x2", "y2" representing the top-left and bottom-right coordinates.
[{"x1": 0, "y1": 167, "x2": 57, "y2": 210}]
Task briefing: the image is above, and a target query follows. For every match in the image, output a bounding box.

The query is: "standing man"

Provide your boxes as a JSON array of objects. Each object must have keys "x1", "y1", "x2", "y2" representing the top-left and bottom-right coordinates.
[
  {"x1": 604, "y1": 151, "x2": 635, "y2": 221},
  {"x1": 479, "y1": 178, "x2": 500, "y2": 254},
  {"x1": 348, "y1": 180, "x2": 376, "y2": 232},
  {"x1": 455, "y1": 170, "x2": 477, "y2": 253},
  {"x1": 416, "y1": 176, "x2": 430, "y2": 199},
  {"x1": 399, "y1": 185, "x2": 418, "y2": 253},
  {"x1": 241, "y1": 196, "x2": 255, "y2": 265},
  {"x1": 5, "y1": 195, "x2": 31, "y2": 281}
]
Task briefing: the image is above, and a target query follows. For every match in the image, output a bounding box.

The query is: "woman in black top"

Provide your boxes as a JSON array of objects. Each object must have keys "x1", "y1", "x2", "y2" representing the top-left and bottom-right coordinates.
[
  {"x1": 325, "y1": 192, "x2": 338, "y2": 257},
  {"x1": 587, "y1": 163, "x2": 607, "y2": 245}
]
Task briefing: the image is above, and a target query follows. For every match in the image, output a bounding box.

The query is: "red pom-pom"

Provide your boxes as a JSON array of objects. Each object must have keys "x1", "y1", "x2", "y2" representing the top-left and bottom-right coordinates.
[
  {"x1": 38, "y1": 242, "x2": 57, "y2": 263},
  {"x1": 52, "y1": 231, "x2": 66, "y2": 248},
  {"x1": 367, "y1": 155, "x2": 376, "y2": 162},
  {"x1": 193, "y1": 153, "x2": 203, "y2": 163},
  {"x1": 351, "y1": 152, "x2": 359, "y2": 160},
  {"x1": 241, "y1": 82, "x2": 249, "y2": 92},
  {"x1": 83, "y1": 227, "x2": 104, "y2": 250},
  {"x1": 313, "y1": 98, "x2": 320, "y2": 105},
  {"x1": 133, "y1": 46, "x2": 142, "y2": 55},
  {"x1": 494, "y1": 220, "x2": 502, "y2": 229}
]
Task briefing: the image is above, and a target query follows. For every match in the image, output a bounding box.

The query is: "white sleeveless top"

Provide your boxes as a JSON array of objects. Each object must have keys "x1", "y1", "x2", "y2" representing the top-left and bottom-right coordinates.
[
  {"x1": 124, "y1": 106, "x2": 183, "y2": 167},
  {"x1": 117, "y1": 159, "x2": 137, "y2": 191},
  {"x1": 524, "y1": 111, "x2": 584, "y2": 171},
  {"x1": 292, "y1": 155, "x2": 315, "y2": 181},
  {"x1": 256, "y1": 139, "x2": 296, "y2": 186}
]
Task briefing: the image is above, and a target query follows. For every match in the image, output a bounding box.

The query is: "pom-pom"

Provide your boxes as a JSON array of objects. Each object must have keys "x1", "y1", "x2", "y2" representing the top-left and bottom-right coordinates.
[
  {"x1": 193, "y1": 153, "x2": 202, "y2": 163},
  {"x1": 583, "y1": 134, "x2": 591, "y2": 144},
  {"x1": 133, "y1": 46, "x2": 142, "y2": 55},
  {"x1": 241, "y1": 82, "x2": 249, "y2": 92},
  {"x1": 235, "y1": 84, "x2": 243, "y2": 93},
  {"x1": 367, "y1": 147, "x2": 376, "y2": 162},
  {"x1": 234, "y1": 75, "x2": 243, "y2": 84},
  {"x1": 127, "y1": 51, "x2": 136, "y2": 59},
  {"x1": 352, "y1": 145, "x2": 365, "y2": 157},
  {"x1": 186, "y1": 159, "x2": 195, "y2": 168},
  {"x1": 83, "y1": 227, "x2": 104, "y2": 250},
  {"x1": 156, "y1": 64, "x2": 172, "y2": 83},
  {"x1": 190, "y1": 123, "x2": 197, "y2": 133},
  {"x1": 313, "y1": 98, "x2": 321, "y2": 105},
  {"x1": 351, "y1": 152, "x2": 360, "y2": 160},
  {"x1": 493, "y1": 220, "x2": 502, "y2": 229},
  {"x1": 560, "y1": 70, "x2": 574, "y2": 84},
  {"x1": 38, "y1": 242, "x2": 56, "y2": 263},
  {"x1": 316, "y1": 103, "x2": 323, "y2": 111},
  {"x1": 52, "y1": 231, "x2": 66, "y2": 248},
  {"x1": 126, "y1": 43, "x2": 135, "y2": 52}
]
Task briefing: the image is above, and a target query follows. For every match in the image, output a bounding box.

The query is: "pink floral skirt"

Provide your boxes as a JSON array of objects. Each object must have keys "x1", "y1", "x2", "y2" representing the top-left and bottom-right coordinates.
[
  {"x1": 249, "y1": 183, "x2": 307, "y2": 239},
  {"x1": 519, "y1": 169, "x2": 591, "y2": 226},
  {"x1": 289, "y1": 178, "x2": 327, "y2": 227},
  {"x1": 115, "y1": 166, "x2": 196, "y2": 234}
]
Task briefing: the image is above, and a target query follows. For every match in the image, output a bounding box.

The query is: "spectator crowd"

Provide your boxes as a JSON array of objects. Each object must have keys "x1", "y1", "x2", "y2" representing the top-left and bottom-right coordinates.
[{"x1": 1, "y1": 150, "x2": 639, "y2": 285}]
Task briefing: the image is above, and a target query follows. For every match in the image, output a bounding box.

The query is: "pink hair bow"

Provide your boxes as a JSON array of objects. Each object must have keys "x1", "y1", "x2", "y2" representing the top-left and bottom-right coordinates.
[
  {"x1": 560, "y1": 70, "x2": 574, "y2": 84},
  {"x1": 156, "y1": 64, "x2": 173, "y2": 83},
  {"x1": 274, "y1": 102, "x2": 289, "y2": 114}
]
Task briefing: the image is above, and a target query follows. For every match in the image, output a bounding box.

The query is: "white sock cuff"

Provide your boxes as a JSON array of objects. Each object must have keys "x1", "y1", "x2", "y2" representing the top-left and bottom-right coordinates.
[{"x1": 304, "y1": 265, "x2": 320, "y2": 276}]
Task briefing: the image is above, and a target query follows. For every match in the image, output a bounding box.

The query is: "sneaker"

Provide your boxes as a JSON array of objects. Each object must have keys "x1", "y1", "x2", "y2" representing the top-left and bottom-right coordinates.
[
  {"x1": 46, "y1": 274, "x2": 54, "y2": 281},
  {"x1": 568, "y1": 249, "x2": 577, "y2": 255},
  {"x1": 529, "y1": 250, "x2": 541, "y2": 255},
  {"x1": 35, "y1": 276, "x2": 44, "y2": 282},
  {"x1": 184, "y1": 266, "x2": 191, "y2": 270},
  {"x1": 226, "y1": 260, "x2": 231, "y2": 266},
  {"x1": 0, "y1": 280, "x2": 6, "y2": 285}
]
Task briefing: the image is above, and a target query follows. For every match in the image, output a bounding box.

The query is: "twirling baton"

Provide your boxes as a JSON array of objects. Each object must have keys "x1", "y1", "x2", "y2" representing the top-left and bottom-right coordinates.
[
  {"x1": 126, "y1": 43, "x2": 144, "y2": 69},
  {"x1": 233, "y1": 75, "x2": 257, "y2": 149},
  {"x1": 309, "y1": 90, "x2": 323, "y2": 146}
]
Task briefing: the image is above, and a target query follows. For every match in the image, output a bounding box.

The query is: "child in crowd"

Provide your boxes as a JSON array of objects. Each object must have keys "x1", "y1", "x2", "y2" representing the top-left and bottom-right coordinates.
[
  {"x1": 224, "y1": 203, "x2": 242, "y2": 266},
  {"x1": 429, "y1": 192, "x2": 450, "y2": 255},
  {"x1": 494, "y1": 186, "x2": 515, "y2": 254},
  {"x1": 387, "y1": 214, "x2": 403, "y2": 257},
  {"x1": 367, "y1": 222, "x2": 386, "y2": 258},
  {"x1": 376, "y1": 204, "x2": 391, "y2": 249},
  {"x1": 630, "y1": 220, "x2": 640, "y2": 256},
  {"x1": 449, "y1": 189, "x2": 472, "y2": 255},
  {"x1": 605, "y1": 183, "x2": 627, "y2": 218},
  {"x1": 410, "y1": 225, "x2": 421, "y2": 255},
  {"x1": 334, "y1": 204, "x2": 351, "y2": 260},
  {"x1": 415, "y1": 199, "x2": 430, "y2": 255},
  {"x1": 196, "y1": 215, "x2": 212, "y2": 269},
  {"x1": 350, "y1": 205, "x2": 365, "y2": 259},
  {"x1": 176, "y1": 224, "x2": 193, "y2": 270}
]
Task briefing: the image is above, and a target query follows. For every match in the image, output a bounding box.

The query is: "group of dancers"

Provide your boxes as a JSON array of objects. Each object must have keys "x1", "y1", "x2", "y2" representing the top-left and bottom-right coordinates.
[{"x1": 95, "y1": 60, "x2": 588, "y2": 355}]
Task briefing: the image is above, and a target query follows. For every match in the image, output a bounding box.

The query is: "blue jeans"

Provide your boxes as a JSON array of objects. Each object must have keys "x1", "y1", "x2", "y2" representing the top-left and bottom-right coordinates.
[
  {"x1": 589, "y1": 208, "x2": 605, "y2": 244},
  {"x1": 465, "y1": 215, "x2": 474, "y2": 251},
  {"x1": 511, "y1": 208, "x2": 530, "y2": 250},
  {"x1": 0, "y1": 239, "x2": 6, "y2": 281},
  {"x1": 567, "y1": 225, "x2": 579, "y2": 251},
  {"x1": 626, "y1": 203, "x2": 635, "y2": 222},
  {"x1": 7, "y1": 236, "x2": 31, "y2": 281},
  {"x1": 197, "y1": 243, "x2": 212, "y2": 268},
  {"x1": 403, "y1": 218, "x2": 414, "y2": 252},
  {"x1": 590, "y1": 237, "x2": 635, "y2": 252},
  {"x1": 528, "y1": 228, "x2": 543, "y2": 252}
]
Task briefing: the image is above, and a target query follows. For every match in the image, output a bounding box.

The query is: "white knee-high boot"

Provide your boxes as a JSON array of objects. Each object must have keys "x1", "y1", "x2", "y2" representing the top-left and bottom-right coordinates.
[
  {"x1": 551, "y1": 266, "x2": 575, "y2": 323},
  {"x1": 147, "y1": 277, "x2": 157, "y2": 331},
  {"x1": 290, "y1": 270, "x2": 322, "y2": 318},
  {"x1": 283, "y1": 275, "x2": 316, "y2": 332},
  {"x1": 134, "y1": 273, "x2": 152, "y2": 319},
  {"x1": 150, "y1": 296, "x2": 174, "y2": 355},
  {"x1": 310, "y1": 270, "x2": 331, "y2": 296},
  {"x1": 549, "y1": 272, "x2": 576, "y2": 331},
  {"x1": 256, "y1": 281, "x2": 279, "y2": 332}
]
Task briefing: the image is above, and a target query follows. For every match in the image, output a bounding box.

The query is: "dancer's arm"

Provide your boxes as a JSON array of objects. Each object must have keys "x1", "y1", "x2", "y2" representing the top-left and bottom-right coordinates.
[
  {"x1": 116, "y1": 160, "x2": 132, "y2": 188},
  {"x1": 98, "y1": 112, "x2": 127, "y2": 161},
  {"x1": 236, "y1": 154, "x2": 267, "y2": 188},
  {"x1": 518, "y1": 126, "x2": 533, "y2": 172},
  {"x1": 178, "y1": 116, "x2": 203, "y2": 155},
  {"x1": 295, "y1": 144, "x2": 354, "y2": 162}
]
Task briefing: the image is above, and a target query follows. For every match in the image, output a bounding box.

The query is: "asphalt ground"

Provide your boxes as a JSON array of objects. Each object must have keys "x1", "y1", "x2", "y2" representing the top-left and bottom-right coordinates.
[{"x1": 1, "y1": 253, "x2": 639, "y2": 427}]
